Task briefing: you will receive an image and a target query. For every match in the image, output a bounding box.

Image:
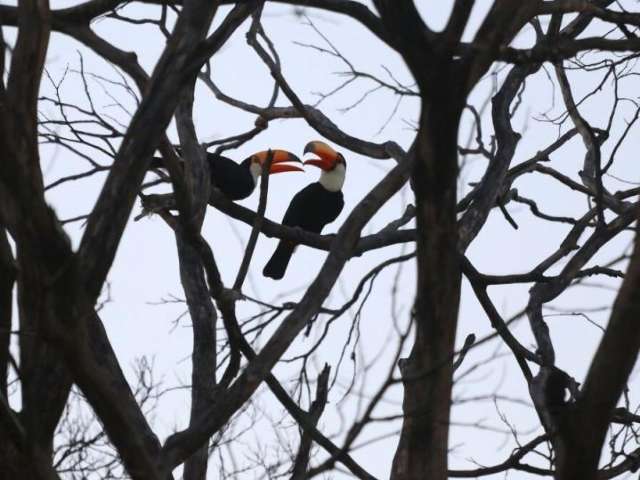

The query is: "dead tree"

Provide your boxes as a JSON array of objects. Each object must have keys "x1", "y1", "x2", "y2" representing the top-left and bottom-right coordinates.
[{"x1": 2, "y1": 2, "x2": 640, "y2": 480}]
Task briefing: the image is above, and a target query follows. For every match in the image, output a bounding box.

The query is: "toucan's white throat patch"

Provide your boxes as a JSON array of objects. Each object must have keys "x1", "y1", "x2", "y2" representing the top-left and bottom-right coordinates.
[
  {"x1": 319, "y1": 163, "x2": 345, "y2": 192},
  {"x1": 249, "y1": 162, "x2": 262, "y2": 184}
]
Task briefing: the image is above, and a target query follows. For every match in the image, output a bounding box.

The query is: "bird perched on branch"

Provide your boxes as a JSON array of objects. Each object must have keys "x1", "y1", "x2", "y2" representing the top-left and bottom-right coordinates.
[
  {"x1": 263, "y1": 140, "x2": 346, "y2": 280},
  {"x1": 150, "y1": 148, "x2": 303, "y2": 200}
]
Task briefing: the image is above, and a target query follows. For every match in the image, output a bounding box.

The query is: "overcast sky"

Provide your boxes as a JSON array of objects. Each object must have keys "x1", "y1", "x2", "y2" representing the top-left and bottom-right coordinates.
[{"x1": 5, "y1": 1, "x2": 640, "y2": 478}]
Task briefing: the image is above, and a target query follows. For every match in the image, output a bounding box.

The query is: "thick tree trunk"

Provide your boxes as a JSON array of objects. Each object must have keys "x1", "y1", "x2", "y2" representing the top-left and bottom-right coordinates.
[
  {"x1": 2, "y1": 1, "x2": 76, "y2": 466},
  {"x1": 0, "y1": 230, "x2": 21, "y2": 478},
  {"x1": 0, "y1": 443, "x2": 29, "y2": 480},
  {"x1": 17, "y1": 250, "x2": 73, "y2": 456},
  {"x1": 0, "y1": 229, "x2": 14, "y2": 398},
  {"x1": 173, "y1": 78, "x2": 216, "y2": 480},
  {"x1": 555, "y1": 213, "x2": 640, "y2": 480},
  {"x1": 554, "y1": 414, "x2": 602, "y2": 480},
  {"x1": 391, "y1": 88, "x2": 464, "y2": 480},
  {"x1": 178, "y1": 236, "x2": 217, "y2": 480}
]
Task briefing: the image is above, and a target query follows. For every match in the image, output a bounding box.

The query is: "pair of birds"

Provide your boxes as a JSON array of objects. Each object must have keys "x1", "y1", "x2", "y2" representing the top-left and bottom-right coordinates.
[{"x1": 153, "y1": 141, "x2": 346, "y2": 279}]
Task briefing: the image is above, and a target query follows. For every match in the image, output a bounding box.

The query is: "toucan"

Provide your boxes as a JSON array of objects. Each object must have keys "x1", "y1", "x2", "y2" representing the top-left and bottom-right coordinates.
[
  {"x1": 150, "y1": 149, "x2": 303, "y2": 200},
  {"x1": 263, "y1": 141, "x2": 346, "y2": 280}
]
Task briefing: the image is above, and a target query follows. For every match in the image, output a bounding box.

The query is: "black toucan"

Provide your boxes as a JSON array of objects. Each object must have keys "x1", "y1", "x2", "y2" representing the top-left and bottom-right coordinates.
[
  {"x1": 150, "y1": 149, "x2": 303, "y2": 200},
  {"x1": 263, "y1": 141, "x2": 346, "y2": 280}
]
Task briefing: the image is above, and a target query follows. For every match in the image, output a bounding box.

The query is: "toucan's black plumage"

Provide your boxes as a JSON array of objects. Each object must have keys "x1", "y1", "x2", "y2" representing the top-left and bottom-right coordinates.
[
  {"x1": 263, "y1": 141, "x2": 346, "y2": 280},
  {"x1": 150, "y1": 149, "x2": 302, "y2": 201}
]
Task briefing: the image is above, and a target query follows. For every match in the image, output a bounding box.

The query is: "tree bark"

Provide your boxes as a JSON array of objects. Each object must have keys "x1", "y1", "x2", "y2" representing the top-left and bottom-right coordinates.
[
  {"x1": 390, "y1": 82, "x2": 464, "y2": 480},
  {"x1": 0, "y1": 229, "x2": 20, "y2": 479},
  {"x1": 555, "y1": 211, "x2": 640, "y2": 479},
  {"x1": 0, "y1": 229, "x2": 14, "y2": 398},
  {"x1": 177, "y1": 236, "x2": 216, "y2": 480}
]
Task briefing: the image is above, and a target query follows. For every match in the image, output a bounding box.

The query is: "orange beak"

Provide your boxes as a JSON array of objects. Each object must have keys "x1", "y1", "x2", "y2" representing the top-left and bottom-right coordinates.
[
  {"x1": 253, "y1": 150, "x2": 303, "y2": 174},
  {"x1": 303, "y1": 141, "x2": 338, "y2": 171}
]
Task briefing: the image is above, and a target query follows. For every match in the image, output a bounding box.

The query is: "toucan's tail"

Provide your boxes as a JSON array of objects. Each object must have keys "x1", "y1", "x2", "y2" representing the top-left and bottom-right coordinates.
[{"x1": 263, "y1": 241, "x2": 296, "y2": 280}]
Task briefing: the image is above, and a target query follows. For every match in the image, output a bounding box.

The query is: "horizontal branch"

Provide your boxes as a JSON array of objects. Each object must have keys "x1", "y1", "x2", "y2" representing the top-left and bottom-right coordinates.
[
  {"x1": 141, "y1": 191, "x2": 416, "y2": 256},
  {"x1": 493, "y1": 37, "x2": 640, "y2": 64}
]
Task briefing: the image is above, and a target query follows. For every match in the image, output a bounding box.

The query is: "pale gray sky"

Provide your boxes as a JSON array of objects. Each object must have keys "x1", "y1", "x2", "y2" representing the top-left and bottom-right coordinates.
[{"x1": 5, "y1": 1, "x2": 640, "y2": 478}]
